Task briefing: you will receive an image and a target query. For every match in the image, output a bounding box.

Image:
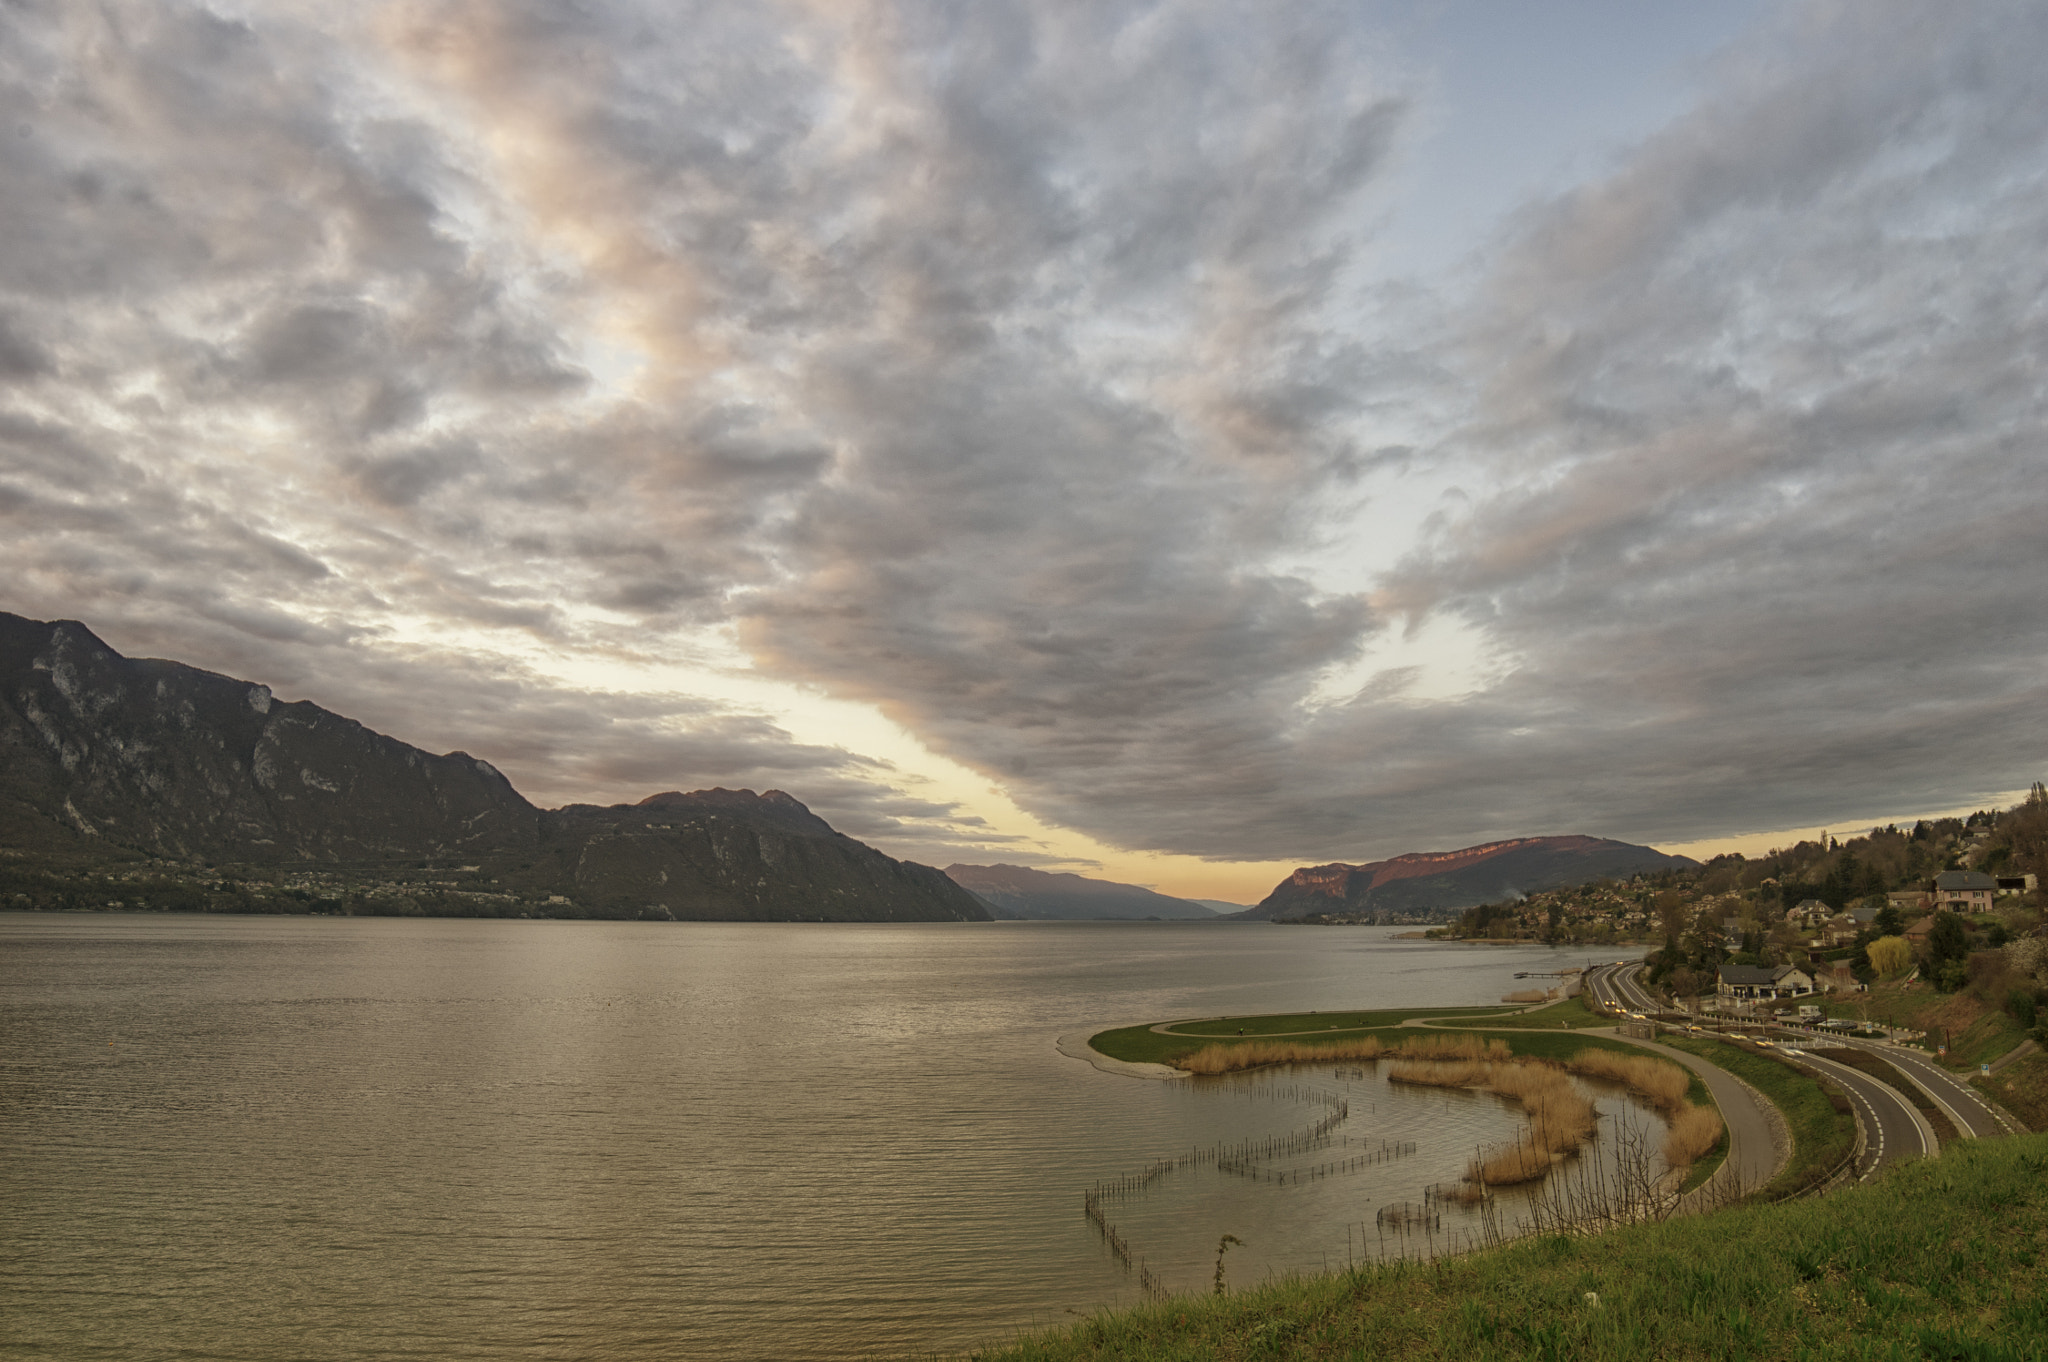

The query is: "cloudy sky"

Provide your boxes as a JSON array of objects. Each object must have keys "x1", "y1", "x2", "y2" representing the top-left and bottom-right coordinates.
[{"x1": 4, "y1": 0, "x2": 2043, "y2": 900}]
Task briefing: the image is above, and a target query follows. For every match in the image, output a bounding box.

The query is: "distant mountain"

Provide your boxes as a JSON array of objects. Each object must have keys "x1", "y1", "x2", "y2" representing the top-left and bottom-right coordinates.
[
  {"x1": 545, "y1": 790, "x2": 985, "y2": 922},
  {"x1": 942, "y1": 863, "x2": 1221, "y2": 920},
  {"x1": 1240, "y1": 835, "x2": 1697, "y2": 922},
  {"x1": 1189, "y1": 898, "x2": 1251, "y2": 914},
  {"x1": 0, "y1": 613, "x2": 987, "y2": 922}
]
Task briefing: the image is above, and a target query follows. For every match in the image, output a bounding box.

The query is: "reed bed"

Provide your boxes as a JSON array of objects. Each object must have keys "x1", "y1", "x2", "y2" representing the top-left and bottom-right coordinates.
[
  {"x1": 1387, "y1": 1057, "x2": 1600, "y2": 1186},
  {"x1": 1176, "y1": 1030, "x2": 1722, "y2": 1180},
  {"x1": 1173, "y1": 1031, "x2": 1507, "y2": 1075},
  {"x1": 1660, "y1": 1103, "x2": 1727, "y2": 1166},
  {"x1": 1563, "y1": 1049, "x2": 1723, "y2": 1170}
]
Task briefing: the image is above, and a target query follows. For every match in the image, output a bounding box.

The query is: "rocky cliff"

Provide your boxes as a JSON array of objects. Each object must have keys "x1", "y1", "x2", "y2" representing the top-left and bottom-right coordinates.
[
  {"x1": 0, "y1": 614, "x2": 987, "y2": 922},
  {"x1": 1241, "y1": 835, "x2": 1697, "y2": 921}
]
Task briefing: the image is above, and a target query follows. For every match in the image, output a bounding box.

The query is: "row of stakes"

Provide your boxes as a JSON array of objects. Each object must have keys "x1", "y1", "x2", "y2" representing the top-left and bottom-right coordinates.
[{"x1": 1081, "y1": 1073, "x2": 1422, "y2": 1299}]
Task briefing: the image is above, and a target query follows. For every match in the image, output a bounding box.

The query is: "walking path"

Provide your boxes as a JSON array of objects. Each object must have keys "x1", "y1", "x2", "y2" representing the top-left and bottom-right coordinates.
[{"x1": 1988, "y1": 1038, "x2": 2038, "y2": 1075}]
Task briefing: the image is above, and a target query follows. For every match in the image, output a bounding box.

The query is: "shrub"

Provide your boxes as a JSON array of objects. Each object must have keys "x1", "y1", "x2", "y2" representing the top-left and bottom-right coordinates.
[{"x1": 1867, "y1": 935, "x2": 1912, "y2": 976}]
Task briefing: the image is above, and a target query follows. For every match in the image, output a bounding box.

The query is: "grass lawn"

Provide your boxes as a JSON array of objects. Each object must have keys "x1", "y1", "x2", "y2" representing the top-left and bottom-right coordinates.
[
  {"x1": 1659, "y1": 1035, "x2": 1856, "y2": 1199},
  {"x1": 963, "y1": 1134, "x2": 2048, "y2": 1361},
  {"x1": 1467, "y1": 994, "x2": 1612, "y2": 1030},
  {"x1": 1165, "y1": 1005, "x2": 1519, "y2": 1038}
]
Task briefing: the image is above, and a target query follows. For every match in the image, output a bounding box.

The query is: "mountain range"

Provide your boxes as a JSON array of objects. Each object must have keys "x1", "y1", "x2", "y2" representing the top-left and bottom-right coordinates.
[
  {"x1": 941, "y1": 863, "x2": 1221, "y2": 919},
  {"x1": 1240, "y1": 835, "x2": 1697, "y2": 922},
  {"x1": 0, "y1": 614, "x2": 987, "y2": 922},
  {"x1": 2, "y1": 612, "x2": 1695, "y2": 926}
]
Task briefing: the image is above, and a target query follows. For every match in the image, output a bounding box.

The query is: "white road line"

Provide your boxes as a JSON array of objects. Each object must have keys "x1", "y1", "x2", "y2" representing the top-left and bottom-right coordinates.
[
  {"x1": 1803, "y1": 1051, "x2": 1934, "y2": 1163},
  {"x1": 1878, "y1": 1047, "x2": 2021, "y2": 1137}
]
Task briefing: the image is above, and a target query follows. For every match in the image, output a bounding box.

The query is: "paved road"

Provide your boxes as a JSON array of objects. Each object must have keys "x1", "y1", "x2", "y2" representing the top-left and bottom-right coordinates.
[
  {"x1": 1587, "y1": 960, "x2": 1665, "y2": 1015},
  {"x1": 1586, "y1": 961, "x2": 1934, "y2": 1184},
  {"x1": 1783, "y1": 1046, "x2": 1935, "y2": 1178},
  {"x1": 1591, "y1": 959, "x2": 2020, "y2": 1140},
  {"x1": 1786, "y1": 1033, "x2": 2020, "y2": 1138}
]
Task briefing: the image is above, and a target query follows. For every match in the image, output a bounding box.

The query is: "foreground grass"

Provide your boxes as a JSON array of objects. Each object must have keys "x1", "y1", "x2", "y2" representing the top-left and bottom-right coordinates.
[
  {"x1": 1660, "y1": 1036, "x2": 1856, "y2": 1198},
  {"x1": 960, "y1": 1135, "x2": 2048, "y2": 1362}
]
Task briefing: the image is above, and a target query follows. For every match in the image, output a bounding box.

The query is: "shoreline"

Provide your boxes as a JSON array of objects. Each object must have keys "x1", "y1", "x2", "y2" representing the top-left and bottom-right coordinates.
[{"x1": 1055, "y1": 1026, "x2": 1189, "y2": 1080}]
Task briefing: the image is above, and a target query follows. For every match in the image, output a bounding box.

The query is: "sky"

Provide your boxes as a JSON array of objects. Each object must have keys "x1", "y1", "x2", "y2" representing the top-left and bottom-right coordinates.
[{"x1": 3, "y1": 1, "x2": 2043, "y2": 903}]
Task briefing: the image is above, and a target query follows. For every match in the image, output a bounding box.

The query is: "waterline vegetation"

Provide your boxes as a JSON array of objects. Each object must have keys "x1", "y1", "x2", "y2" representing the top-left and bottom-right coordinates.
[
  {"x1": 1098, "y1": 1011, "x2": 1726, "y2": 1182},
  {"x1": 971, "y1": 1134, "x2": 2048, "y2": 1361}
]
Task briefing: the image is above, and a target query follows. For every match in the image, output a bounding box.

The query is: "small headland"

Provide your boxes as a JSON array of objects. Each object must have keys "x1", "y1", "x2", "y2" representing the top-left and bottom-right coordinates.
[{"x1": 1089, "y1": 999, "x2": 1727, "y2": 1197}]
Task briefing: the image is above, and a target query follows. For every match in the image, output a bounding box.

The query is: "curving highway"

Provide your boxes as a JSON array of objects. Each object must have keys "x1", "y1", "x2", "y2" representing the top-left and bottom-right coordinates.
[
  {"x1": 1580, "y1": 960, "x2": 1986, "y2": 1184},
  {"x1": 1592, "y1": 962, "x2": 2017, "y2": 1140},
  {"x1": 1585, "y1": 959, "x2": 1666, "y2": 1016},
  {"x1": 1780, "y1": 1045, "x2": 1935, "y2": 1177},
  {"x1": 1789, "y1": 1032, "x2": 2019, "y2": 1138}
]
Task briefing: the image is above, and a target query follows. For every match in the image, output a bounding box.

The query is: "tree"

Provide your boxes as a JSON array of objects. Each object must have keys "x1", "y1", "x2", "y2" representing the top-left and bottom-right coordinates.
[
  {"x1": 1926, "y1": 911, "x2": 1969, "y2": 966},
  {"x1": 1655, "y1": 889, "x2": 1691, "y2": 943},
  {"x1": 1874, "y1": 902, "x2": 1903, "y2": 937},
  {"x1": 1867, "y1": 935, "x2": 1912, "y2": 977}
]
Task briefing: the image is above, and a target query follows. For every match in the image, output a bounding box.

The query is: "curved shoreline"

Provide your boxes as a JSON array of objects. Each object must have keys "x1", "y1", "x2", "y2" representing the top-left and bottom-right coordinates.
[
  {"x1": 1055, "y1": 1025, "x2": 1189, "y2": 1080},
  {"x1": 1065, "y1": 1012, "x2": 1776, "y2": 1200}
]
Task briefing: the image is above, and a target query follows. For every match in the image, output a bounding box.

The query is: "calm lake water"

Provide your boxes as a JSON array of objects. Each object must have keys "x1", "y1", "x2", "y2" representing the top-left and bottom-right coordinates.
[{"x1": 1, "y1": 914, "x2": 1645, "y2": 1360}]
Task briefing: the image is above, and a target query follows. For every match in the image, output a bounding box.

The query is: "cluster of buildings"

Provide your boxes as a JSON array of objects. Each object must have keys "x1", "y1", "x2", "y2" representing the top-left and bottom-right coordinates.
[{"x1": 1712, "y1": 870, "x2": 2036, "y2": 1001}]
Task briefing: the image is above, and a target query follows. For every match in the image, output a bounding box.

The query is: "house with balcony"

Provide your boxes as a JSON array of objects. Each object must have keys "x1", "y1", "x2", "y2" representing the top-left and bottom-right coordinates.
[{"x1": 1933, "y1": 870, "x2": 1996, "y2": 914}]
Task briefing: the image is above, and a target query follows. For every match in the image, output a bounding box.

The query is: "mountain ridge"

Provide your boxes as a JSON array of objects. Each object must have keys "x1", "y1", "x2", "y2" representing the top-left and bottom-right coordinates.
[
  {"x1": 0, "y1": 613, "x2": 987, "y2": 922},
  {"x1": 1240, "y1": 835, "x2": 1697, "y2": 922},
  {"x1": 942, "y1": 862, "x2": 1221, "y2": 920}
]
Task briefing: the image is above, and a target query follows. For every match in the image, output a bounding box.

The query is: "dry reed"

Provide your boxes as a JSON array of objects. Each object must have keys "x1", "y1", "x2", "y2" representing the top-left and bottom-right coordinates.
[
  {"x1": 1563, "y1": 1049, "x2": 1723, "y2": 1170},
  {"x1": 1387, "y1": 1057, "x2": 1600, "y2": 1187},
  {"x1": 1176, "y1": 1028, "x2": 1724, "y2": 1177},
  {"x1": 1660, "y1": 1103, "x2": 1725, "y2": 1167}
]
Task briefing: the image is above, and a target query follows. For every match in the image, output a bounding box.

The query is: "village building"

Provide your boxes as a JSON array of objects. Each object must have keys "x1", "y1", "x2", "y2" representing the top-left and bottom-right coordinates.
[
  {"x1": 1717, "y1": 963, "x2": 1817, "y2": 1000},
  {"x1": 1789, "y1": 898, "x2": 1831, "y2": 928},
  {"x1": 1932, "y1": 870, "x2": 1996, "y2": 914}
]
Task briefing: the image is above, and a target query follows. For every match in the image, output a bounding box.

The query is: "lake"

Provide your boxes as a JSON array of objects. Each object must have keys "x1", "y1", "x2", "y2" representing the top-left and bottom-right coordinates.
[{"x1": 0, "y1": 914, "x2": 1644, "y2": 1360}]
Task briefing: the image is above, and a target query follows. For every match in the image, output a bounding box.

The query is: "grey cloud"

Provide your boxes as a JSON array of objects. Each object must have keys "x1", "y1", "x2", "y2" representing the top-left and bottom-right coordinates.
[
  {"x1": 0, "y1": 311, "x2": 48, "y2": 378},
  {"x1": 12, "y1": 0, "x2": 2035, "y2": 876},
  {"x1": 759, "y1": 0, "x2": 2048, "y2": 861},
  {"x1": 1313, "y1": 0, "x2": 2048, "y2": 853},
  {"x1": 349, "y1": 441, "x2": 483, "y2": 509}
]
